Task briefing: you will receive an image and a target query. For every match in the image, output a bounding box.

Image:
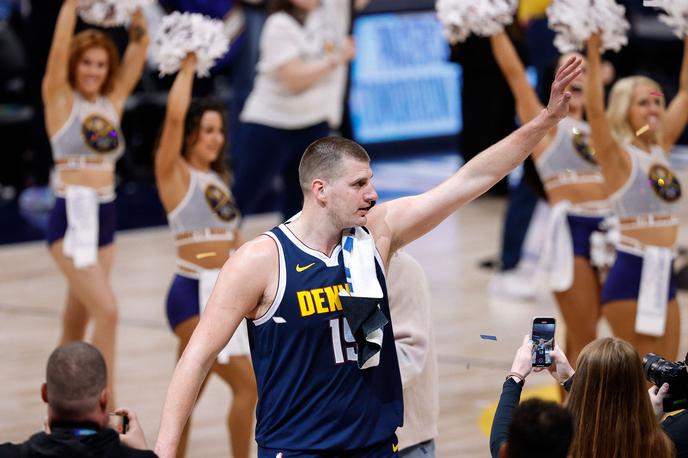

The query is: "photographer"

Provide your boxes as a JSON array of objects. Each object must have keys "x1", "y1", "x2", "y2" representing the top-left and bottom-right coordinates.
[
  {"x1": 0, "y1": 342, "x2": 156, "y2": 458},
  {"x1": 648, "y1": 356, "x2": 688, "y2": 458}
]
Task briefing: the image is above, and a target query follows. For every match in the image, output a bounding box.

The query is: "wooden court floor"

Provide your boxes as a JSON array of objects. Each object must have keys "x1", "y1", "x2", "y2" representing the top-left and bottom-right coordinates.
[{"x1": 2, "y1": 199, "x2": 688, "y2": 457}]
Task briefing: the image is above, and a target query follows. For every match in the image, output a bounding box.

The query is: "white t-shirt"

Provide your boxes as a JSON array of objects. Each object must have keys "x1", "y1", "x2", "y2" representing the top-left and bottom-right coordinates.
[{"x1": 240, "y1": 2, "x2": 349, "y2": 130}]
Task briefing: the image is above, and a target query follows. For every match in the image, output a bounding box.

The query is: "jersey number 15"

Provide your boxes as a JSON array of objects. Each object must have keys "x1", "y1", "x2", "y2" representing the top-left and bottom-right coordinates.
[{"x1": 329, "y1": 317, "x2": 358, "y2": 364}]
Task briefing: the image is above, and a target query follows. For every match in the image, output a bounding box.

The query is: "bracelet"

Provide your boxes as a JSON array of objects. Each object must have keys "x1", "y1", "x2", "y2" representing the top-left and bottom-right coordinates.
[{"x1": 506, "y1": 371, "x2": 525, "y2": 383}]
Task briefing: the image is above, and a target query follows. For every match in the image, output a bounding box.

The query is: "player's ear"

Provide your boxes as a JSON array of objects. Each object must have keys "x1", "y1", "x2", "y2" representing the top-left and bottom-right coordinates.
[{"x1": 311, "y1": 178, "x2": 327, "y2": 206}]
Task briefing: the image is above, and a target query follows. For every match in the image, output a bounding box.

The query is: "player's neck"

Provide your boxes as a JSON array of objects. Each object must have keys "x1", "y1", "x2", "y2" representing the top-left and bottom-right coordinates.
[{"x1": 288, "y1": 210, "x2": 342, "y2": 255}]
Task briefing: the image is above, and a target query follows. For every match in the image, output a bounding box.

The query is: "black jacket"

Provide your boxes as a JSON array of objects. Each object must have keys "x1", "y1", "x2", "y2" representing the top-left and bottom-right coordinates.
[{"x1": 0, "y1": 423, "x2": 157, "y2": 458}]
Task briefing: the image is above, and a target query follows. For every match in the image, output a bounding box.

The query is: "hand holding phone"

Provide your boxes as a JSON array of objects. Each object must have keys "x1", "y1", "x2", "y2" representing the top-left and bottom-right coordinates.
[
  {"x1": 108, "y1": 413, "x2": 129, "y2": 434},
  {"x1": 531, "y1": 317, "x2": 556, "y2": 368}
]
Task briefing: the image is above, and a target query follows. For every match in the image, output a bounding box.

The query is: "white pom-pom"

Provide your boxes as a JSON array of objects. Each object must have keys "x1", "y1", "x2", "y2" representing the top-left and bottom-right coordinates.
[
  {"x1": 78, "y1": 0, "x2": 152, "y2": 28},
  {"x1": 436, "y1": 0, "x2": 517, "y2": 44},
  {"x1": 153, "y1": 12, "x2": 230, "y2": 78},
  {"x1": 547, "y1": 0, "x2": 629, "y2": 53},
  {"x1": 655, "y1": 0, "x2": 688, "y2": 39}
]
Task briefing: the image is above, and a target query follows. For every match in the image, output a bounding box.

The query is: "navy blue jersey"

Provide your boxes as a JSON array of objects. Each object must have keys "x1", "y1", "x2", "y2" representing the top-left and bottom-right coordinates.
[{"x1": 247, "y1": 223, "x2": 403, "y2": 452}]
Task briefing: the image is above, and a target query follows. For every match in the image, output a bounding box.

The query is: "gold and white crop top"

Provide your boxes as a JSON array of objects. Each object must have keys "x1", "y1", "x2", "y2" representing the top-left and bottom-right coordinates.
[
  {"x1": 167, "y1": 168, "x2": 242, "y2": 246},
  {"x1": 535, "y1": 117, "x2": 604, "y2": 190},
  {"x1": 50, "y1": 92, "x2": 125, "y2": 170},
  {"x1": 610, "y1": 143, "x2": 681, "y2": 230}
]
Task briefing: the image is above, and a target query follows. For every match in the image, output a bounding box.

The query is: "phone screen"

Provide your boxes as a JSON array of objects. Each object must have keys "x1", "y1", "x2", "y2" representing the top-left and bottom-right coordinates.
[{"x1": 532, "y1": 318, "x2": 555, "y2": 367}]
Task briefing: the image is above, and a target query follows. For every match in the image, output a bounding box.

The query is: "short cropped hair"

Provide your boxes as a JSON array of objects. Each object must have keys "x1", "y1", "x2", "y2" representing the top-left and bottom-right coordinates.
[
  {"x1": 46, "y1": 342, "x2": 107, "y2": 418},
  {"x1": 298, "y1": 136, "x2": 370, "y2": 193},
  {"x1": 507, "y1": 399, "x2": 573, "y2": 458},
  {"x1": 68, "y1": 29, "x2": 121, "y2": 95}
]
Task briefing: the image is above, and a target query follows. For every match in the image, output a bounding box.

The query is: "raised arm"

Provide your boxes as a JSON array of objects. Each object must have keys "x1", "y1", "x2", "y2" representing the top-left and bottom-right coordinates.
[
  {"x1": 663, "y1": 35, "x2": 688, "y2": 151},
  {"x1": 42, "y1": 0, "x2": 78, "y2": 103},
  {"x1": 368, "y1": 57, "x2": 582, "y2": 252},
  {"x1": 585, "y1": 34, "x2": 629, "y2": 186},
  {"x1": 109, "y1": 8, "x2": 149, "y2": 112},
  {"x1": 489, "y1": 31, "x2": 544, "y2": 124},
  {"x1": 154, "y1": 54, "x2": 197, "y2": 180},
  {"x1": 154, "y1": 237, "x2": 273, "y2": 458}
]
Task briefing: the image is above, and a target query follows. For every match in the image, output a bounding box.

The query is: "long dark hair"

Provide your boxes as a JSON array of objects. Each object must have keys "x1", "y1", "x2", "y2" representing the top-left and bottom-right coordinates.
[
  {"x1": 268, "y1": 0, "x2": 308, "y2": 25},
  {"x1": 182, "y1": 98, "x2": 231, "y2": 184}
]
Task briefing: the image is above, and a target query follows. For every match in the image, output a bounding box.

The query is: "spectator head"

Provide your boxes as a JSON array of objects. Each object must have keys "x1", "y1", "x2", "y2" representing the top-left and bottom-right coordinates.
[
  {"x1": 567, "y1": 337, "x2": 674, "y2": 458},
  {"x1": 499, "y1": 398, "x2": 572, "y2": 458},
  {"x1": 268, "y1": 0, "x2": 320, "y2": 24},
  {"x1": 68, "y1": 29, "x2": 120, "y2": 96},
  {"x1": 41, "y1": 342, "x2": 109, "y2": 426},
  {"x1": 182, "y1": 98, "x2": 231, "y2": 183},
  {"x1": 607, "y1": 75, "x2": 665, "y2": 147}
]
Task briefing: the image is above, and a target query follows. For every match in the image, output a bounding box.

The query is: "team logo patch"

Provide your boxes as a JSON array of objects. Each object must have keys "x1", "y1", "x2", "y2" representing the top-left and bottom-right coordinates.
[
  {"x1": 648, "y1": 164, "x2": 681, "y2": 202},
  {"x1": 204, "y1": 184, "x2": 240, "y2": 222},
  {"x1": 571, "y1": 127, "x2": 597, "y2": 165},
  {"x1": 81, "y1": 114, "x2": 119, "y2": 153}
]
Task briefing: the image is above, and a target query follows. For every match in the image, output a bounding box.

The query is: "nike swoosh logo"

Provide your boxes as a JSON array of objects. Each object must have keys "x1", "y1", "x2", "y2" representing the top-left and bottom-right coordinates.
[
  {"x1": 295, "y1": 262, "x2": 316, "y2": 272},
  {"x1": 392, "y1": 443, "x2": 399, "y2": 452}
]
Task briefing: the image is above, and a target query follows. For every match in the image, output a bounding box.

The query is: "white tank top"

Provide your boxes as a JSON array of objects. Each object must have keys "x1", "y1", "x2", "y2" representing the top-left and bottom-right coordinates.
[
  {"x1": 50, "y1": 92, "x2": 125, "y2": 162},
  {"x1": 535, "y1": 117, "x2": 603, "y2": 187},
  {"x1": 167, "y1": 168, "x2": 242, "y2": 238},
  {"x1": 610, "y1": 143, "x2": 681, "y2": 219}
]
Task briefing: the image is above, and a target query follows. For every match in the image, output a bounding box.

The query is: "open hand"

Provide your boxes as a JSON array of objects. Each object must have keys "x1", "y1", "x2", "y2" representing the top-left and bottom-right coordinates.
[{"x1": 545, "y1": 55, "x2": 583, "y2": 121}]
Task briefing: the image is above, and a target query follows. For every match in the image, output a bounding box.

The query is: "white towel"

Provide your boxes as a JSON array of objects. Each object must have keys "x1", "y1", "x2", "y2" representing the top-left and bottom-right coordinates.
[
  {"x1": 635, "y1": 246, "x2": 672, "y2": 337},
  {"x1": 339, "y1": 227, "x2": 386, "y2": 369},
  {"x1": 199, "y1": 268, "x2": 250, "y2": 363},
  {"x1": 536, "y1": 201, "x2": 574, "y2": 292},
  {"x1": 63, "y1": 186, "x2": 99, "y2": 268}
]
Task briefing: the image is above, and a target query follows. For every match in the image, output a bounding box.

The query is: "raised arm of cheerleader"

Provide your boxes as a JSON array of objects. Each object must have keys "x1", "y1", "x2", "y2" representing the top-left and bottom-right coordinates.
[
  {"x1": 585, "y1": 33, "x2": 629, "y2": 183},
  {"x1": 110, "y1": 8, "x2": 150, "y2": 114},
  {"x1": 490, "y1": 31, "x2": 544, "y2": 124},
  {"x1": 155, "y1": 54, "x2": 197, "y2": 180},
  {"x1": 42, "y1": 0, "x2": 77, "y2": 108},
  {"x1": 662, "y1": 35, "x2": 688, "y2": 151}
]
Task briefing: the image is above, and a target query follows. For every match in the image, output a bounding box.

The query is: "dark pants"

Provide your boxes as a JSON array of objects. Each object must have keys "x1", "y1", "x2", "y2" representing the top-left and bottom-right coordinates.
[
  {"x1": 232, "y1": 120, "x2": 330, "y2": 218},
  {"x1": 499, "y1": 175, "x2": 539, "y2": 271},
  {"x1": 227, "y1": 4, "x2": 267, "y2": 159}
]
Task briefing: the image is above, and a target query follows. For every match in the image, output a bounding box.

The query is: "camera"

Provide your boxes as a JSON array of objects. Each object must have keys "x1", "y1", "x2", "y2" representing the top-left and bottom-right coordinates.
[{"x1": 643, "y1": 352, "x2": 688, "y2": 412}]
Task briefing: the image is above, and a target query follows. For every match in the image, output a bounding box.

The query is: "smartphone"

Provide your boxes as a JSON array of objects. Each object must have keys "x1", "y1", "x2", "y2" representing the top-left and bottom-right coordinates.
[
  {"x1": 531, "y1": 317, "x2": 556, "y2": 367},
  {"x1": 108, "y1": 413, "x2": 129, "y2": 434}
]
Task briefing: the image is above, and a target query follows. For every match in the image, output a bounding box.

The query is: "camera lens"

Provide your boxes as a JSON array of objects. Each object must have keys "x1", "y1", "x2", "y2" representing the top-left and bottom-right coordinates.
[{"x1": 643, "y1": 353, "x2": 663, "y2": 384}]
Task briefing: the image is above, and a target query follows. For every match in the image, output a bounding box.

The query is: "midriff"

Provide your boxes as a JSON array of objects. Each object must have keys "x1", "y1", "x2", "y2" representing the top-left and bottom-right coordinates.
[
  {"x1": 620, "y1": 225, "x2": 678, "y2": 248},
  {"x1": 547, "y1": 182, "x2": 609, "y2": 207},
  {"x1": 177, "y1": 239, "x2": 238, "y2": 270},
  {"x1": 56, "y1": 169, "x2": 114, "y2": 190}
]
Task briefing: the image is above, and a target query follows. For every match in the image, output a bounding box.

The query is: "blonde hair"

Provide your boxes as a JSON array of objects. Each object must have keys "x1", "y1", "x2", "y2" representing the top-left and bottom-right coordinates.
[
  {"x1": 606, "y1": 76, "x2": 665, "y2": 146},
  {"x1": 566, "y1": 338, "x2": 674, "y2": 458}
]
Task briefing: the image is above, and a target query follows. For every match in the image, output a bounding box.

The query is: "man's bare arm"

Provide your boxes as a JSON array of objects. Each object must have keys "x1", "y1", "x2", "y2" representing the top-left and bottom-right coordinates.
[
  {"x1": 368, "y1": 57, "x2": 582, "y2": 253},
  {"x1": 154, "y1": 237, "x2": 276, "y2": 458}
]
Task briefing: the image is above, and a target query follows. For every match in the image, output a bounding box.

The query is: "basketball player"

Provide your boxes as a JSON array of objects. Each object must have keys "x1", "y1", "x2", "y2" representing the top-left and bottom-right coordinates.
[{"x1": 154, "y1": 57, "x2": 583, "y2": 458}]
